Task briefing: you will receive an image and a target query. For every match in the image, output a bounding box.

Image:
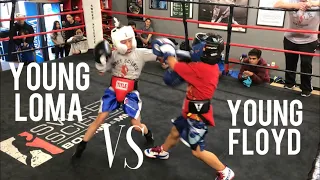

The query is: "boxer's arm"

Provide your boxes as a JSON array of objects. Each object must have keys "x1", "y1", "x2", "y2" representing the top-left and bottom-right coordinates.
[
  {"x1": 166, "y1": 50, "x2": 191, "y2": 68},
  {"x1": 167, "y1": 56, "x2": 178, "y2": 69},
  {"x1": 139, "y1": 48, "x2": 158, "y2": 62},
  {"x1": 173, "y1": 62, "x2": 198, "y2": 86}
]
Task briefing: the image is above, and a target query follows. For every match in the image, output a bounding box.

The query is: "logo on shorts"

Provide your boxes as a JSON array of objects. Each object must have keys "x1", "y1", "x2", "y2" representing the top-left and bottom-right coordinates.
[
  {"x1": 194, "y1": 103, "x2": 204, "y2": 112},
  {"x1": 0, "y1": 132, "x2": 64, "y2": 168},
  {"x1": 116, "y1": 81, "x2": 128, "y2": 90}
]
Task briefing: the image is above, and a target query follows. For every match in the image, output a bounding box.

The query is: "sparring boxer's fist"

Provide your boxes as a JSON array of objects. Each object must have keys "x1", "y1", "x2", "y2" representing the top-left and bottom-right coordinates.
[
  {"x1": 163, "y1": 68, "x2": 185, "y2": 87},
  {"x1": 94, "y1": 40, "x2": 112, "y2": 73},
  {"x1": 94, "y1": 40, "x2": 112, "y2": 64},
  {"x1": 152, "y1": 38, "x2": 176, "y2": 61}
]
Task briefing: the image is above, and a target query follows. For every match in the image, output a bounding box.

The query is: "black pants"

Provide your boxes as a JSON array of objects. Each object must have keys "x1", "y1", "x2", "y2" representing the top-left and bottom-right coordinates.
[
  {"x1": 283, "y1": 37, "x2": 318, "y2": 92},
  {"x1": 54, "y1": 46, "x2": 64, "y2": 59},
  {"x1": 64, "y1": 43, "x2": 71, "y2": 57}
]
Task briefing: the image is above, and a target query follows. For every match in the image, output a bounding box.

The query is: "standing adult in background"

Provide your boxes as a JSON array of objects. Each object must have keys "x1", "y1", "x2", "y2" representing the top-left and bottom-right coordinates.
[
  {"x1": 138, "y1": 18, "x2": 154, "y2": 48},
  {"x1": 51, "y1": 21, "x2": 65, "y2": 59},
  {"x1": 13, "y1": 13, "x2": 34, "y2": 47},
  {"x1": 11, "y1": 13, "x2": 34, "y2": 61},
  {"x1": 274, "y1": 0, "x2": 319, "y2": 97},
  {"x1": 17, "y1": 29, "x2": 34, "y2": 65},
  {"x1": 63, "y1": 14, "x2": 79, "y2": 56}
]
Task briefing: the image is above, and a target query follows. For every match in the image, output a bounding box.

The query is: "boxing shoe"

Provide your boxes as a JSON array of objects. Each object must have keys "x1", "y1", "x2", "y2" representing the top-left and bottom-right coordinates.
[
  {"x1": 72, "y1": 141, "x2": 87, "y2": 158},
  {"x1": 215, "y1": 166, "x2": 235, "y2": 180},
  {"x1": 144, "y1": 146, "x2": 169, "y2": 160},
  {"x1": 144, "y1": 129, "x2": 154, "y2": 146}
]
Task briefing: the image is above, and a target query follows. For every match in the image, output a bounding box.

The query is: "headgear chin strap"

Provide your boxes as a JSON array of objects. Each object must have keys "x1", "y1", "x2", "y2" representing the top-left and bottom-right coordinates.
[{"x1": 111, "y1": 17, "x2": 137, "y2": 54}]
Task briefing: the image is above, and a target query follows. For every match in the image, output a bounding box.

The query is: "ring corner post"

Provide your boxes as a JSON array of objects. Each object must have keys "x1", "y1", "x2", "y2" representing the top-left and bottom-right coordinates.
[
  {"x1": 181, "y1": 1, "x2": 190, "y2": 51},
  {"x1": 38, "y1": 3, "x2": 49, "y2": 62},
  {"x1": 81, "y1": 0, "x2": 104, "y2": 49},
  {"x1": 8, "y1": 0, "x2": 17, "y2": 62},
  {"x1": 224, "y1": 4, "x2": 234, "y2": 74}
]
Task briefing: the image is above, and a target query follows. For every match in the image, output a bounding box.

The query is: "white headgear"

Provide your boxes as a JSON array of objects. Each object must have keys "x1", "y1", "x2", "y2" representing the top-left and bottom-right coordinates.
[{"x1": 111, "y1": 17, "x2": 137, "y2": 54}]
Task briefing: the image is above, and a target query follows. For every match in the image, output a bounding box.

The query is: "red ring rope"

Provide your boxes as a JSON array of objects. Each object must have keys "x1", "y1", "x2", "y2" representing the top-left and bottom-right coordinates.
[
  {"x1": 103, "y1": 24, "x2": 319, "y2": 57},
  {"x1": 104, "y1": 10, "x2": 319, "y2": 34},
  {"x1": 230, "y1": 43, "x2": 320, "y2": 57},
  {"x1": 0, "y1": 25, "x2": 85, "y2": 41},
  {"x1": 0, "y1": 10, "x2": 83, "y2": 22},
  {"x1": 230, "y1": 24, "x2": 320, "y2": 34},
  {"x1": 1, "y1": 8, "x2": 318, "y2": 57}
]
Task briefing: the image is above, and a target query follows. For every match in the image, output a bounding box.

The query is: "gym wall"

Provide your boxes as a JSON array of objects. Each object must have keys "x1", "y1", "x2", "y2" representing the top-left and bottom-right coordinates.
[{"x1": 112, "y1": 0, "x2": 320, "y2": 88}]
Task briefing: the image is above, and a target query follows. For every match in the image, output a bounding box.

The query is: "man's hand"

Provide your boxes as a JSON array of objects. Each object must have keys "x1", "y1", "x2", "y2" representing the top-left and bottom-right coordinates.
[
  {"x1": 142, "y1": 38, "x2": 148, "y2": 45},
  {"x1": 243, "y1": 71, "x2": 254, "y2": 76},
  {"x1": 297, "y1": 1, "x2": 311, "y2": 10},
  {"x1": 73, "y1": 50, "x2": 81, "y2": 54}
]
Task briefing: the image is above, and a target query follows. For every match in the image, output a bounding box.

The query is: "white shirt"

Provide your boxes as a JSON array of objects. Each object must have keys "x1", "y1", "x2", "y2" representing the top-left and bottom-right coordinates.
[
  {"x1": 67, "y1": 36, "x2": 89, "y2": 55},
  {"x1": 100, "y1": 48, "x2": 157, "y2": 80}
]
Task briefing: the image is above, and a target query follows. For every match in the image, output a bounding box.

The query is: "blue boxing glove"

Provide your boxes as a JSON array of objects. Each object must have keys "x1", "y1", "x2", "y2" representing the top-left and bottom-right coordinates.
[
  {"x1": 152, "y1": 38, "x2": 176, "y2": 61},
  {"x1": 163, "y1": 68, "x2": 185, "y2": 87},
  {"x1": 176, "y1": 50, "x2": 191, "y2": 63}
]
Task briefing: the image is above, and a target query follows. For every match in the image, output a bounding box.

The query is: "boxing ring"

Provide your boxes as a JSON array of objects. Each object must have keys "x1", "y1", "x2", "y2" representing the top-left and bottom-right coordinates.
[{"x1": 0, "y1": 0, "x2": 319, "y2": 180}]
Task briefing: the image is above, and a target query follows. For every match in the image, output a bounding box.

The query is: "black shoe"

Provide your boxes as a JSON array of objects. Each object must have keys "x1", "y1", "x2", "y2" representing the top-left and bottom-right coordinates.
[
  {"x1": 144, "y1": 130, "x2": 154, "y2": 146},
  {"x1": 301, "y1": 91, "x2": 311, "y2": 97},
  {"x1": 72, "y1": 141, "x2": 87, "y2": 158}
]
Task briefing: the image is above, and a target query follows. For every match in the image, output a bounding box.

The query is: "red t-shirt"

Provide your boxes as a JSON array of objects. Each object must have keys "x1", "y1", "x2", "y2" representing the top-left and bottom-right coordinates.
[{"x1": 173, "y1": 62, "x2": 220, "y2": 126}]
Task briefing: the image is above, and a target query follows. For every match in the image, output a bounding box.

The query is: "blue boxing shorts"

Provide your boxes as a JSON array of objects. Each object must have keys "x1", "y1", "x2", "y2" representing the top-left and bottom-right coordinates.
[
  {"x1": 172, "y1": 116, "x2": 208, "y2": 151},
  {"x1": 99, "y1": 87, "x2": 142, "y2": 120}
]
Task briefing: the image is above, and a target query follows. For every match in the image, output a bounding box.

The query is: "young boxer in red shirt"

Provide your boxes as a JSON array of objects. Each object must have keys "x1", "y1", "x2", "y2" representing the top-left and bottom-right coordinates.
[{"x1": 144, "y1": 33, "x2": 235, "y2": 180}]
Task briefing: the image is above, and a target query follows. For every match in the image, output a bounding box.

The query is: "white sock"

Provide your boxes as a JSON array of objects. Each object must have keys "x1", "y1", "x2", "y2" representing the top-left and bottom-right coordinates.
[
  {"x1": 218, "y1": 166, "x2": 228, "y2": 174},
  {"x1": 223, "y1": 166, "x2": 230, "y2": 174},
  {"x1": 160, "y1": 145, "x2": 168, "y2": 153}
]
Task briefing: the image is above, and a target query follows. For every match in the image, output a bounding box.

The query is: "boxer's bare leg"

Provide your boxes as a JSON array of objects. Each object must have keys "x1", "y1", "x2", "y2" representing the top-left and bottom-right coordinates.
[
  {"x1": 131, "y1": 115, "x2": 154, "y2": 144},
  {"x1": 131, "y1": 115, "x2": 148, "y2": 134},
  {"x1": 83, "y1": 112, "x2": 109, "y2": 142},
  {"x1": 73, "y1": 112, "x2": 109, "y2": 158},
  {"x1": 161, "y1": 126, "x2": 180, "y2": 151}
]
